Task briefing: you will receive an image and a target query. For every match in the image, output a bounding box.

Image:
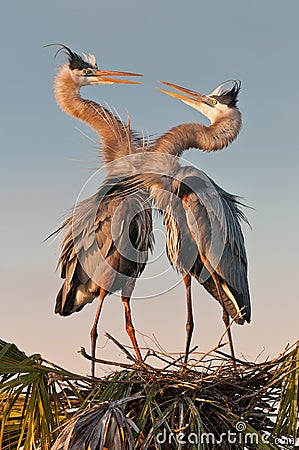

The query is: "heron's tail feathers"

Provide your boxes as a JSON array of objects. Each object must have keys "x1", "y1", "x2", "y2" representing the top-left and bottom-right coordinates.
[
  {"x1": 201, "y1": 276, "x2": 250, "y2": 325},
  {"x1": 55, "y1": 279, "x2": 100, "y2": 316}
]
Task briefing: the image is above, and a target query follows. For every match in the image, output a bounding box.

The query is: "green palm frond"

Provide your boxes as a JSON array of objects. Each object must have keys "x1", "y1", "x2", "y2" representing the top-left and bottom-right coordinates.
[
  {"x1": 273, "y1": 345, "x2": 299, "y2": 439},
  {"x1": 0, "y1": 340, "x2": 91, "y2": 450}
]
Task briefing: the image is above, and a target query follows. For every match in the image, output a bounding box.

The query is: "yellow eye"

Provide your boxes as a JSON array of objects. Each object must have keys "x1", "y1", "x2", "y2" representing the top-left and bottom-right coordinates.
[
  {"x1": 83, "y1": 68, "x2": 92, "y2": 75},
  {"x1": 212, "y1": 99, "x2": 218, "y2": 105}
]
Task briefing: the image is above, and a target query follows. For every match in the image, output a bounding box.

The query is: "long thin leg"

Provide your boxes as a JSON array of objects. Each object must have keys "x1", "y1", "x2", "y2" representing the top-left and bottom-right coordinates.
[
  {"x1": 222, "y1": 310, "x2": 236, "y2": 361},
  {"x1": 121, "y1": 295, "x2": 142, "y2": 361},
  {"x1": 184, "y1": 274, "x2": 194, "y2": 364},
  {"x1": 90, "y1": 288, "x2": 107, "y2": 377},
  {"x1": 211, "y1": 273, "x2": 236, "y2": 362}
]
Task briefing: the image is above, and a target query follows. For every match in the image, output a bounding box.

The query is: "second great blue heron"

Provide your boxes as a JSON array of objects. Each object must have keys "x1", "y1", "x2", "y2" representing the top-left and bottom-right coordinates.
[
  {"x1": 146, "y1": 79, "x2": 250, "y2": 361},
  {"x1": 119, "y1": 79, "x2": 249, "y2": 360}
]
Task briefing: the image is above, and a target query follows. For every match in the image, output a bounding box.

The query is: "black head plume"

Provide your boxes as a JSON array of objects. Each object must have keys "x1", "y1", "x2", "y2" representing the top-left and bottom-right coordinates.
[
  {"x1": 44, "y1": 43, "x2": 98, "y2": 70},
  {"x1": 213, "y1": 80, "x2": 241, "y2": 108}
]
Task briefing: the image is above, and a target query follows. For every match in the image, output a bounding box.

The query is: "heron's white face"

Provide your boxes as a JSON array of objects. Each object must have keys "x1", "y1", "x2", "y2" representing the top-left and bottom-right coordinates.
[
  {"x1": 181, "y1": 96, "x2": 233, "y2": 124},
  {"x1": 158, "y1": 80, "x2": 241, "y2": 125},
  {"x1": 70, "y1": 67, "x2": 113, "y2": 87}
]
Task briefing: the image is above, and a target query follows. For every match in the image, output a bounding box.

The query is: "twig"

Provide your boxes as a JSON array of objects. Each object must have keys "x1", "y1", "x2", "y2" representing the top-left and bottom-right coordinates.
[
  {"x1": 164, "y1": 346, "x2": 199, "y2": 370},
  {"x1": 191, "y1": 342, "x2": 227, "y2": 367},
  {"x1": 104, "y1": 332, "x2": 135, "y2": 361},
  {"x1": 147, "y1": 346, "x2": 198, "y2": 370},
  {"x1": 104, "y1": 333, "x2": 156, "y2": 370},
  {"x1": 80, "y1": 347, "x2": 134, "y2": 371},
  {"x1": 215, "y1": 350, "x2": 254, "y2": 366},
  {"x1": 138, "y1": 330, "x2": 181, "y2": 363}
]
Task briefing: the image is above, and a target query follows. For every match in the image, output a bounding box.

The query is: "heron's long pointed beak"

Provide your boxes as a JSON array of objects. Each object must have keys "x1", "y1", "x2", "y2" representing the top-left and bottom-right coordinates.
[
  {"x1": 92, "y1": 69, "x2": 143, "y2": 84},
  {"x1": 158, "y1": 80, "x2": 213, "y2": 106}
]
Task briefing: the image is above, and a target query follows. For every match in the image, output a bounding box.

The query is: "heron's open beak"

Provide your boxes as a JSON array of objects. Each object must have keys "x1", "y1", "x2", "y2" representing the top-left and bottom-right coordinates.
[
  {"x1": 158, "y1": 80, "x2": 214, "y2": 107},
  {"x1": 92, "y1": 69, "x2": 143, "y2": 84}
]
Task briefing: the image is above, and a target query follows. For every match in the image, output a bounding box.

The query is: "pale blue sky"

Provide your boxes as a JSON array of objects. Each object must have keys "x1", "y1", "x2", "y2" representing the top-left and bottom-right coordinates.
[{"x1": 1, "y1": 1, "x2": 298, "y2": 374}]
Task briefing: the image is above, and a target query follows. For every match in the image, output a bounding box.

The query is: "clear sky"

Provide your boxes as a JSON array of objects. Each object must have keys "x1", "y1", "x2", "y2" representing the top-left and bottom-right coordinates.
[{"x1": 1, "y1": 1, "x2": 298, "y2": 375}]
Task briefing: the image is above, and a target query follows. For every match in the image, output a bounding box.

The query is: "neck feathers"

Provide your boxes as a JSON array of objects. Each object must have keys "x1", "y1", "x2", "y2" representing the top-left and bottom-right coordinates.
[
  {"x1": 153, "y1": 112, "x2": 242, "y2": 156},
  {"x1": 54, "y1": 66, "x2": 135, "y2": 164}
]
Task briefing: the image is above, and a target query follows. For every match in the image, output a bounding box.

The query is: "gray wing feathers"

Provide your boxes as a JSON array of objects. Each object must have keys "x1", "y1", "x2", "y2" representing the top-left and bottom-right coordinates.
[
  {"x1": 54, "y1": 188, "x2": 153, "y2": 316},
  {"x1": 180, "y1": 171, "x2": 251, "y2": 322},
  {"x1": 54, "y1": 194, "x2": 116, "y2": 314}
]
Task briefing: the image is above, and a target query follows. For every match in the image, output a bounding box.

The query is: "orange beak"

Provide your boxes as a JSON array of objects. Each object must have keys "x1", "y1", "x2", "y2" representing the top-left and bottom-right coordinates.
[
  {"x1": 91, "y1": 69, "x2": 143, "y2": 84},
  {"x1": 158, "y1": 80, "x2": 214, "y2": 106}
]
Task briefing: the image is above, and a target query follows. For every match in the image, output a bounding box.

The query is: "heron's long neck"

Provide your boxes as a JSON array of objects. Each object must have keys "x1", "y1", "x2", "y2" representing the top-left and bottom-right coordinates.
[
  {"x1": 152, "y1": 116, "x2": 241, "y2": 156},
  {"x1": 54, "y1": 67, "x2": 134, "y2": 163}
]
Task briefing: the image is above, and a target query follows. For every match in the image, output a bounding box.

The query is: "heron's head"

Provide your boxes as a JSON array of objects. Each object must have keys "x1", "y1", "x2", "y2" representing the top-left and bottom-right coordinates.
[
  {"x1": 47, "y1": 44, "x2": 142, "y2": 87},
  {"x1": 158, "y1": 80, "x2": 241, "y2": 124}
]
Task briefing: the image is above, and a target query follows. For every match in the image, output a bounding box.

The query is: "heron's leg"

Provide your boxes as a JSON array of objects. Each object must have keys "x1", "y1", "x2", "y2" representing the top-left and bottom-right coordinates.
[
  {"x1": 121, "y1": 293, "x2": 142, "y2": 361},
  {"x1": 210, "y1": 273, "x2": 236, "y2": 363},
  {"x1": 184, "y1": 274, "x2": 194, "y2": 364},
  {"x1": 222, "y1": 310, "x2": 236, "y2": 361},
  {"x1": 90, "y1": 288, "x2": 107, "y2": 377}
]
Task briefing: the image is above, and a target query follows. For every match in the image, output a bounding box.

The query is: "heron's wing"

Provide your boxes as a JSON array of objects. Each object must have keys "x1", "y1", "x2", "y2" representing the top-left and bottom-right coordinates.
[
  {"x1": 178, "y1": 171, "x2": 251, "y2": 323},
  {"x1": 53, "y1": 192, "x2": 114, "y2": 315},
  {"x1": 54, "y1": 186, "x2": 153, "y2": 316}
]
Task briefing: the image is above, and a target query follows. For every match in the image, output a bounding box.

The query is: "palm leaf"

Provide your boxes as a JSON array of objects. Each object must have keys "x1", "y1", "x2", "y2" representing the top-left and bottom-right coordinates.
[
  {"x1": 273, "y1": 344, "x2": 299, "y2": 440},
  {"x1": 51, "y1": 398, "x2": 140, "y2": 450},
  {"x1": 0, "y1": 340, "x2": 91, "y2": 450}
]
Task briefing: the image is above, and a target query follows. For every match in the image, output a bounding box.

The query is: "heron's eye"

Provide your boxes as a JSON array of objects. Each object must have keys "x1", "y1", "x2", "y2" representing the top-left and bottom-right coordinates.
[
  {"x1": 83, "y1": 68, "x2": 93, "y2": 75},
  {"x1": 212, "y1": 99, "x2": 218, "y2": 105}
]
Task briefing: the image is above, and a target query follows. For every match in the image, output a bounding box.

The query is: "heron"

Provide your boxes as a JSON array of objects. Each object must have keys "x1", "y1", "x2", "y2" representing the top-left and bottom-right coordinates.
[
  {"x1": 49, "y1": 45, "x2": 153, "y2": 376},
  {"x1": 129, "y1": 79, "x2": 251, "y2": 362}
]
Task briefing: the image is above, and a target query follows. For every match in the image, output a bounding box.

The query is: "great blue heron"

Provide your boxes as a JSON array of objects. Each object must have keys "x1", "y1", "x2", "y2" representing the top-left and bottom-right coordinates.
[
  {"x1": 49, "y1": 45, "x2": 153, "y2": 376},
  {"x1": 144, "y1": 79, "x2": 251, "y2": 361}
]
